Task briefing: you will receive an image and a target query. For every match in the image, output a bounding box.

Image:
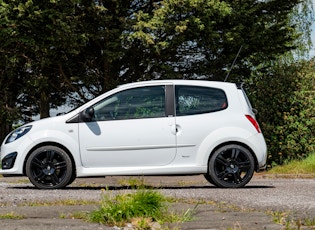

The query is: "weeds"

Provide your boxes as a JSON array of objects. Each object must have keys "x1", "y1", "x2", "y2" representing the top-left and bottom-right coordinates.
[
  {"x1": 118, "y1": 177, "x2": 149, "y2": 189},
  {"x1": 0, "y1": 212, "x2": 24, "y2": 219},
  {"x1": 267, "y1": 210, "x2": 315, "y2": 229},
  {"x1": 88, "y1": 189, "x2": 195, "y2": 228}
]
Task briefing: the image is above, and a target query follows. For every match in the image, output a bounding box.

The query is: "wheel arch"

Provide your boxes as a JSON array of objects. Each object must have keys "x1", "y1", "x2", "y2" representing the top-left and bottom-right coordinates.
[
  {"x1": 23, "y1": 142, "x2": 77, "y2": 177},
  {"x1": 206, "y1": 141, "x2": 259, "y2": 173}
]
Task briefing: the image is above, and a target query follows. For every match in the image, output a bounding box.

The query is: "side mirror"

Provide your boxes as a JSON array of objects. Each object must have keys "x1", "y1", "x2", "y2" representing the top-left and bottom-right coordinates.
[
  {"x1": 252, "y1": 108, "x2": 258, "y2": 115},
  {"x1": 81, "y1": 107, "x2": 95, "y2": 122}
]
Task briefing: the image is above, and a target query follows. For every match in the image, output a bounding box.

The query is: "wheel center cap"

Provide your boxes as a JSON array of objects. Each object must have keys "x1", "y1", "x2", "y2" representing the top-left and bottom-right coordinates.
[
  {"x1": 43, "y1": 165, "x2": 55, "y2": 175},
  {"x1": 228, "y1": 162, "x2": 239, "y2": 173}
]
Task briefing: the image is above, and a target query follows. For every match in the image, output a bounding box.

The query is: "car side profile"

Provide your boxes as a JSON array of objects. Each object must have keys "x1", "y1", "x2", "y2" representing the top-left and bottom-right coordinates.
[{"x1": 0, "y1": 80, "x2": 267, "y2": 189}]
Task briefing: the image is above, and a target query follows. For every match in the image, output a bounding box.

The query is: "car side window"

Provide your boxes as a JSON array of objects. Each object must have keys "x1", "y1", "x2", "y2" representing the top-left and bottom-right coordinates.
[
  {"x1": 92, "y1": 86, "x2": 166, "y2": 121},
  {"x1": 175, "y1": 85, "x2": 227, "y2": 116}
]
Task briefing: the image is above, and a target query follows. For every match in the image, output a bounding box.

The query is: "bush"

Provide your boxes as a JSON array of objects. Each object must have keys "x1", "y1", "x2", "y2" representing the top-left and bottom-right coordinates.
[{"x1": 248, "y1": 59, "x2": 315, "y2": 166}]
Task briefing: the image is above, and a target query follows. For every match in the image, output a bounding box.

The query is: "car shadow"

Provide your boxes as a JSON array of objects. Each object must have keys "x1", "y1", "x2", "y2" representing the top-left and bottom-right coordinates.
[{"x1": 9, "y1": 184, "x2": 274, "y2": 190}]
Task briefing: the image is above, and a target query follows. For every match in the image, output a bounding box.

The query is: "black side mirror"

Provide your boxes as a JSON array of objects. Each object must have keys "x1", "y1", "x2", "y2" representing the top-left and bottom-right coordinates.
[
  {"x1": 252, "y1": 108, "x2": 258, "y2": 115},
  {"x1": 81, "y1": 107, "x2": 95, "y2": 122}
]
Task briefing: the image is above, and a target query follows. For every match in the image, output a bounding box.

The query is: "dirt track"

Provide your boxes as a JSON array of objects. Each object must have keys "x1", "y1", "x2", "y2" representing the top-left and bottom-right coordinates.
[{"x1": 0, "y1": 174, "x2": 314, "y2": 229}]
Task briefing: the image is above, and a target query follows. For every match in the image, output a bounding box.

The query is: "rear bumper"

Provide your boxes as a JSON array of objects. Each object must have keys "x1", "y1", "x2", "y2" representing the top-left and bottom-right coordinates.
[{"x1": 257, "y1": 163, "x2": 267, "y2": 172}]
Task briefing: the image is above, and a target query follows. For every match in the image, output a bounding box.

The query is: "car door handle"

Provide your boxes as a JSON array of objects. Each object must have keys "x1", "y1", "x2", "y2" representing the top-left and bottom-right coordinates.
[
  {"x1": 171, "y1": 124, "x2": 181, "y2": 135},
  {"x1": 170, "y1": 124, "x2": 177, "y2": 135}
]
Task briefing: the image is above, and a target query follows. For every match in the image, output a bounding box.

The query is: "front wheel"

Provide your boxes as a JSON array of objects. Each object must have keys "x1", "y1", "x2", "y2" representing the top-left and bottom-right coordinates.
[
  {"x1": 206, "y1": 144, "x2": 255, "y2": 188},
  {"x1": 26, "y1": 146, "x2": 73, "y2": 189}
]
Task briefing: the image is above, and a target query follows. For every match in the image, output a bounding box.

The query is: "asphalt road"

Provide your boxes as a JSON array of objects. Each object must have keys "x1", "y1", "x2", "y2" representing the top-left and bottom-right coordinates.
[{"x1": 0, "y1": 174, "x2": 314, "y2": 229}]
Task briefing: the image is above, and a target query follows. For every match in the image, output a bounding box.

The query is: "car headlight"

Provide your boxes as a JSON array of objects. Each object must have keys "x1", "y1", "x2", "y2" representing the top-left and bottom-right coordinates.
[{"x1": 5, "y1": 125, "x2": 32, "y2": 144}]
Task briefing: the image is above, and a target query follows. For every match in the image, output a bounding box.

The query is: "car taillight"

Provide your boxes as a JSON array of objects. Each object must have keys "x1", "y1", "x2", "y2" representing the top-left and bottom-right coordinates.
[{"x1": 245, "y1": 115, "x2": 261, "y2": 133}]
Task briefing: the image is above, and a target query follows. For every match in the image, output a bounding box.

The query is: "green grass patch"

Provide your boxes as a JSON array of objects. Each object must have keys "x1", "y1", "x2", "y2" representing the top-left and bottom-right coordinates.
[
  {"x1": 88, "y1": 189, "x2": 195, "y2": 228},
  {"x1": 0, "y1": 212, "x2": 24, "y2": 219},
  {"x1": 268, "y1": 153, "x2": 315, "y2": 176}
]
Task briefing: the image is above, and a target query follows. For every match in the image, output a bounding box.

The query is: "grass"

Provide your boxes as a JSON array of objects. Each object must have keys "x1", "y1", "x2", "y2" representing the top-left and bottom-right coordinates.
[
  {"x1": 0, "y1": 212, "x2": 24, "y2": 219},
  {"x1": 266, "y1": 210, "x2": 315, "y2": 229},
  {"x1": 267, "y1": 153, "x2": 315, "y2": 176},
  {"x1": 118, "y1": 177, "x2": 148, "y2": 188},
  {"x1": 88, "y1": 189, "x2": 195, "y2": 228}
]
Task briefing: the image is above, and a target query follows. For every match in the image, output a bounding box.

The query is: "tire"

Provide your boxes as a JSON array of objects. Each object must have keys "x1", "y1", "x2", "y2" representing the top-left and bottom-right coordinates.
[
  {"x1": 25, "y1": 146, "x2": 73, "y2": 189},
  {"x1": 67, "y1": 172, "x2": 77, "y2": 186},
  {"x1": 207, "y1": 144, "x2": 255, "y2": 188},
  {"x1": 203, "y1": 174, "x2": 215, "y2": 185}
]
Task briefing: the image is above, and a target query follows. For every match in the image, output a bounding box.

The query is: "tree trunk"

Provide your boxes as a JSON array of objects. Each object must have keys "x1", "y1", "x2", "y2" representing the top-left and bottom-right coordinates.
[
  {"x1": 0, "y1": 121, "x2": 11, "y2": 144},
  {"x1": 40, "y1": 91, "x2": 50, "y2": 119}
]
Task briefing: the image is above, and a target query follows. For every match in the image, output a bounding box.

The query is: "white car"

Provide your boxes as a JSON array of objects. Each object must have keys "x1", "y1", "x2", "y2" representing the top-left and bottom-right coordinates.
[{"x1": 0, "y1": 80, "x2": 267, "y2": 189}]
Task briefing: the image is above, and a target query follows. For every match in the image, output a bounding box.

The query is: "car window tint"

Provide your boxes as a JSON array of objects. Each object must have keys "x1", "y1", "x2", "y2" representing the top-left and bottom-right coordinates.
[
  {"x1": 92, "y1": 86, "x2": 165, "y2": 121},
  {"x1": 241, "y1": 88, "x2": 253, "y2": 110},
  {"x1": 175, "y1": 86, "x2": 227, "y2": 116}
]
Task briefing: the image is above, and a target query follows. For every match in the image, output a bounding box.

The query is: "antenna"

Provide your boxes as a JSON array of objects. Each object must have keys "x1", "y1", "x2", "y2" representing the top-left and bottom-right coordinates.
[{"x1": 224, "y1": 45, "x2": 243, "y2": 82}]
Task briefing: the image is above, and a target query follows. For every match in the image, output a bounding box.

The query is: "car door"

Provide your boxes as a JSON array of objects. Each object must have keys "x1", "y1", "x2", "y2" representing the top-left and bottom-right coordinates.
[{"x1": 78, "y1": 85, "x2": 177, "y2": 168}]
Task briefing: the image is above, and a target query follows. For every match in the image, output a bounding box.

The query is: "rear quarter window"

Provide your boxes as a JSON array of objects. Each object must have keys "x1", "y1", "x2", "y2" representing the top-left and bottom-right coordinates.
[
  {"x1": 175, "y1": 85, "x2": 227, "y2": 116},
  {"x1": 241, "y1": 88, "x2": 253, "y2": 110}
]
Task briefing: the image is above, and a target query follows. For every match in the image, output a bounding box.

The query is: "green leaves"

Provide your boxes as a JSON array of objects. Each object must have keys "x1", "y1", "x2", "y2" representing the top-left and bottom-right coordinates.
[{"x1": 248, "y1": 58, "x2": 315, "y2": 166}]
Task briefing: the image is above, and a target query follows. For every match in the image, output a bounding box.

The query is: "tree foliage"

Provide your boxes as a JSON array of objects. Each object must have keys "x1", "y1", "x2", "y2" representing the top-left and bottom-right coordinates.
[
  {"x1": 248, "y1": 59, "x2": 315, "y2": 165},
  {"x1": 129, "y1": 0, "x2": 306, "y2": 81},
  {"x1": 0, "y1": 0, "x2": 314, "y2": 165}
]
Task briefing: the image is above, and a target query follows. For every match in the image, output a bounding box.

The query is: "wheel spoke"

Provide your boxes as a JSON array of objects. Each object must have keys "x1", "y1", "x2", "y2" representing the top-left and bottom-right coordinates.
[
  {"x1": 217, "y1": 170, "x2": 229, "y2": 179},
  {"x1": 46, "y1": 150, "x2": 55, "y2": 163},
  {"x1": 50, "y1": 173, "x2": 60, "y2": 185},
  {"x1": 54, "y1": 161, "x2": 67, "y2": 170},
  {"x1": 216, "y1": 154, "x2": 229, "y2": 166},
  {"x1": 34, "y1": 171, "x2": 46, "y2": 181},
  {"x1": 31, "y1": 157, "x2": 45, "y2": 169},
  {"x1": 231, "y1": 148, "x2": 240, "y2": 160},
  {"x1": 238, "y1": 160, "x2": 251, "y2": 170},
  {"x1": 232, "y1": 171, "x2": 242, "y2": 183}
]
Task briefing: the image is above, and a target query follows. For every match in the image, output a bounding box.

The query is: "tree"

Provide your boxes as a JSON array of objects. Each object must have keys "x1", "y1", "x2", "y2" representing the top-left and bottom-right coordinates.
[
  {"x1": 0, "y1": 0, "x2": 82, "y2": 119},
  {"x1": 129, "y1": 0, "x2": 307, "y2": 81},
  {"x1": 248, "y1": 58, "x2": 315, "y2": 165}
]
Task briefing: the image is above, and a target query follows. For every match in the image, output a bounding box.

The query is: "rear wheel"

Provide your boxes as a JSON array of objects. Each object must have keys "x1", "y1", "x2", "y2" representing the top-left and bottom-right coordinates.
[
  {"x1": 26, "y1": 146, "x2": 73, "y2": 189},
  {"x1": 206, "y1": 144, "x2": 255, "y2": 188}
]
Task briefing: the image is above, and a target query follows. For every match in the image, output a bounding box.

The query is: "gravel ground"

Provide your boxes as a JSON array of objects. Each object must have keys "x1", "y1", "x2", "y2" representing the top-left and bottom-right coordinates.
[{"x1": 0, "y1": 174, "x2": 314, "y2": 229}]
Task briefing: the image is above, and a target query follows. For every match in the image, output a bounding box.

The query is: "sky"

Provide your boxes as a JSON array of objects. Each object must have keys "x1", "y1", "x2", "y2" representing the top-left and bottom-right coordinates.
[{"x1": 310, "y1": 0, "x2": 315, "y2": 57}]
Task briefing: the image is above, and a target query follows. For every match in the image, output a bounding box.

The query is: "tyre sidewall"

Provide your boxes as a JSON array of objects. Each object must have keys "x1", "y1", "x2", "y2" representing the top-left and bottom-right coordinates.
[
  {"x1": 26, "y1": 146, "x2": 73, "y2": 189},
  {"x1": 208, "y1": 144, "x2": 255, "y2": 188}
]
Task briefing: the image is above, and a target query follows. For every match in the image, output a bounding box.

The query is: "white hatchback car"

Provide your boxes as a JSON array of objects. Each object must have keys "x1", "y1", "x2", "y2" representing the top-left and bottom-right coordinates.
[{"x1": 0, "y1": 80, "x2": 267, "y2": 189}]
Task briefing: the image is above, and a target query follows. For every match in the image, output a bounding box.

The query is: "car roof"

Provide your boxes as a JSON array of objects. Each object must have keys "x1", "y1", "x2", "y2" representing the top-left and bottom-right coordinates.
[{"x1": 118, "y1": 79, "x2": 237, "y2": 89}]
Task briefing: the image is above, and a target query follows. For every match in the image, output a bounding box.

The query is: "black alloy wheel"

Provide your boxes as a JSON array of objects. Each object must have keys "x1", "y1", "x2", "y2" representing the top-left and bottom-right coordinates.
[
  {"x1": 206, "y1": 144, "x2": 255, "y2": 188},
  {"x1": 26, "y1": 146, "x2": 73, "y2": 189}
]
